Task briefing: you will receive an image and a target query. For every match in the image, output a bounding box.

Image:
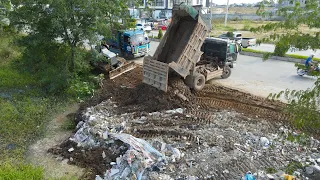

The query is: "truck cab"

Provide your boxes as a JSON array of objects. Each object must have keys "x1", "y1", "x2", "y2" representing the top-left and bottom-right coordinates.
[
  {"x1": 202, "y1": 37, "x2": 239, "y2": 68},
  {"x1": 106, "y1": 30, "x2": 150, "y2": 59}
]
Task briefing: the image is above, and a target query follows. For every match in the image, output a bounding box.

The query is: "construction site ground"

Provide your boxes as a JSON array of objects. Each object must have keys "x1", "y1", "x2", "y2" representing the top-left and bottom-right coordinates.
[{"x1": 48, "y1": 65, "x2": 320, "y2": 179}]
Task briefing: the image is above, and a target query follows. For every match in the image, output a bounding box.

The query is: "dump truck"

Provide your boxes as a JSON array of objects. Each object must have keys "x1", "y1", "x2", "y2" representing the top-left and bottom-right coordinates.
[{"x1": 142, "y1": 4, "x2": 231, "y2": 92}]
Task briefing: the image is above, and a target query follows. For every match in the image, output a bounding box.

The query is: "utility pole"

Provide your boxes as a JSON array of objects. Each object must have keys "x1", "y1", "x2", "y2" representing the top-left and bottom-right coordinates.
[
  {"x1": 210, "y1": 0, "x2": 212, "y2": 37},
  {"x1": 224, "y1": 0, "x2": 230, "y2": 27}
]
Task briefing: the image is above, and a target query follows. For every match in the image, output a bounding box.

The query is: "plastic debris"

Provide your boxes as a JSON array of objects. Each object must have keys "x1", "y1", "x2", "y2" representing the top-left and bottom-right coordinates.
[
  {"x1": 242, "y1": 172, "x2": 257, "y2": 180},
  {"x1": 260, "y1": 137, "x2": 270, "y2": 147},
  {"x1": 68, "y1": 147, "x2": 74, "y2": 152}
]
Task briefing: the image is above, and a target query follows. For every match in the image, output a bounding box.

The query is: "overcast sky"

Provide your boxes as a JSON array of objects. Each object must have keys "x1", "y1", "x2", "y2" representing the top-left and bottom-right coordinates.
[{"x1": 214, "y1": 0, "x2": 263, "y2": 5}]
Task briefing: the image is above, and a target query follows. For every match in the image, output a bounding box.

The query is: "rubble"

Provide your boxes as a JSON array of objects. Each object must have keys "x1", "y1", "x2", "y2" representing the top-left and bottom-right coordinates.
[{"x1": 47, "y1": 67, "x2": 320, "y2": 179}]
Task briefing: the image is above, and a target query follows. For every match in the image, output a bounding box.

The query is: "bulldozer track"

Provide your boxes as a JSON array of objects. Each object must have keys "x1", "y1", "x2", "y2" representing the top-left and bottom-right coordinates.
[
  {"x1": 196, "y1": 84, "x2": 285, "y2": 108},
  {"x1": 196, "y1": 97, "x2": 289, "y2": 121}
]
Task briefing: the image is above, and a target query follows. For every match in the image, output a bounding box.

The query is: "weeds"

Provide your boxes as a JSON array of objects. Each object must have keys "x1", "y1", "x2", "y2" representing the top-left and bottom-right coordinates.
[
  {"x1": 0, "y1": 163, "x2": 44, "y2": 179},
  {"x1": 266, "y1": 167, "x2": 278, "y2": 174},
  {"x1": 284, "y1": 161, "x2": 303, "y2": 175},
  {"x1": 61, "y1": 117, "x2": 77, "y2": 130}
]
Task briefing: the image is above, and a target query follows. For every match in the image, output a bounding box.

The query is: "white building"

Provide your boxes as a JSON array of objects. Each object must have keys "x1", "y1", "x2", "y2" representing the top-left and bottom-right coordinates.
[{"x1": 131, "y1": 0, "x2": 209, "y2": 19}]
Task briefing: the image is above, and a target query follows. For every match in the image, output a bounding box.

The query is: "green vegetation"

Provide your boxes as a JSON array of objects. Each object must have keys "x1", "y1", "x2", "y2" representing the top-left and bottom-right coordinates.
[
  {"x1": 0, "y1": 0, "x2": 143, "y2": 178},
  {"x1": 158, "y1": 29, "x2": 164, "y2": 39},
  {"x1": 266, "y1": 167, "x2": 278, "y2": 174},
  {"x1": 253, "y1": 0, "x2": 320, "y2": 56},
  {"x1": 284, "y1": 161, "x2": 303, "y2": 175},
  {"x1": 61, "y1": 117, "x2": 77, "y2": 130},
  {"x1": 242, "y1": 48, "x2": 320, "y2": 61},
  {"x1": 287, "y1": 132, "x2": 310, "y2": 146},
  {"x1": 0, "y1": 163, "x2": 44, "y2": 179}
]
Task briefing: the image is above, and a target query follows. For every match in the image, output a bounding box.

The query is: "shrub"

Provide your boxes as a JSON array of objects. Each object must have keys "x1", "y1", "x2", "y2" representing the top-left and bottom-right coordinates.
[
  {"x1": 274, "y1": 41, "x2": 290, "y2": 57},
  {"x1": 158, "y1": 29, "x2": 163, "y2": 39}
]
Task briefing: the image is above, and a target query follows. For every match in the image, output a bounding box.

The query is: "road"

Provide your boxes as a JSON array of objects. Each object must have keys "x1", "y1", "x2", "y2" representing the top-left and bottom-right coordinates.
[
  {"x1": 134, "y1": 41, "x2": 316, "y2": 100},
  {"x1": 246, "y1": 44, "x2": 319, "y2": 58}
]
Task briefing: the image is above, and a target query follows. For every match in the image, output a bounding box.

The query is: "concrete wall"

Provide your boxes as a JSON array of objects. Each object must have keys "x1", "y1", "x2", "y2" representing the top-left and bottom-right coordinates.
[{"x1": 204, "y1": 14, "x2": 285, "y2": 21}]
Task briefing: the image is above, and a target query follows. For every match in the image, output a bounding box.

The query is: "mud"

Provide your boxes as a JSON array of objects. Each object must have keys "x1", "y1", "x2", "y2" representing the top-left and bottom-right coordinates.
[{"x1": 48, "y1": 140, "x2": 128, "y2": 179}]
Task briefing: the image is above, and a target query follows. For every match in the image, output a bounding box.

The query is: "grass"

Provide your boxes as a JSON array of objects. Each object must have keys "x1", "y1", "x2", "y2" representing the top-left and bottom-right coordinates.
[
  {"x1": 61, "y1": 117, "x2": 77, "y2": 130},
  {"x1": 211, "y1": 7, "x2": 273, "y2": 15},
  {"x1": 210, "y1": 20, "x2": 320, "y2": 43},
  {"x1": 242, "y1": 48, "x2": 320, "y2": 61},
  {"x1": 0, "y1": 163, "x2": 44, "y2": 179},
  {"x1": 0, "y1": 31, "x2": 74, "y2": 178}
]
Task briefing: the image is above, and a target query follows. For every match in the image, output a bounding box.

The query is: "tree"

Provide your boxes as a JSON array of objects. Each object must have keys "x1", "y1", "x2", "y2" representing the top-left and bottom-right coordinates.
[
  {"x1": 9, "y1": 0, "x2": 140, "y2": 72},
  {"x1": 256, "y1": 0, "x2": 320, "y2": 132},
  {"x1": 252, "y1": 0, "x2": 320, "y2": 57},
  {"x1": 0, "y1": 0, "x2": 11, "y2": 31}
]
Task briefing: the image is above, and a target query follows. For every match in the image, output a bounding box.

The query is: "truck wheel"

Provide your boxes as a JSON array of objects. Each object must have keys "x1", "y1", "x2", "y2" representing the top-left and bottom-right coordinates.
[
  {"x1": 184, "y1": 75, "x2": 194, "y2": 88},
  {"x1": 221, "y1": 66, "x2": 231, "y2": 79},
  {"x1": 192, "y1": 73, "x2": 206, "y2": 91},
  {"x1": 231, "y1": 53, "x2": 237, "y2": 61},
  {"x1": 229, "y1": 62, "x2": 234, "y2": 68}
]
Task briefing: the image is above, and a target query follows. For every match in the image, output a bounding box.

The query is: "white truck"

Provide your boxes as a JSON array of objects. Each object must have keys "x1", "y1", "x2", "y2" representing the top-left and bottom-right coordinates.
[{"x1": 241, "y1": 38, "x2": 257, "y2": 48}]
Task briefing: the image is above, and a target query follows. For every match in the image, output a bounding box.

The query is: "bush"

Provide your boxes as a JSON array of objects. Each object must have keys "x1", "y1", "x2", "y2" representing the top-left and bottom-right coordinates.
[
  {"x1": 0, "y1": 163, "x2": 44, "y2": 180},
  {"x1": 67, "y1": 77, "x2": 96, "y2": 101},
  {"x1": 158, "y1": 29, "x2": 163, "y2": 39},
  {"x1": 274, "y1": 41, "x2": 290, "y2": 57}
]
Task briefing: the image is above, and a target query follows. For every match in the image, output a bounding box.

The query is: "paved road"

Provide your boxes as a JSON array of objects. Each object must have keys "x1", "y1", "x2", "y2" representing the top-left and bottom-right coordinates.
[
  {"x1": 214, "y1": 55, "x2": 316, "y2": 100},
  {"x1": 134, "y1": 41, "x2": 316, "y2": 100}
]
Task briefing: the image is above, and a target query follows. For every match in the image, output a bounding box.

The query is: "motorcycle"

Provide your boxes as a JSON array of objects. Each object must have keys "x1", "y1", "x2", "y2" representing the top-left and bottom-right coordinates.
[{"x1": 297, "y1": 63, "x2": 320, "y2": 76}]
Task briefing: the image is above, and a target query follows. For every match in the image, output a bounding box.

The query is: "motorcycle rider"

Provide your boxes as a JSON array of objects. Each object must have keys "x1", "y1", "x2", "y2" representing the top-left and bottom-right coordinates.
[{"x1": 305, "y1": 54, "x2": 317, "y2": 72}]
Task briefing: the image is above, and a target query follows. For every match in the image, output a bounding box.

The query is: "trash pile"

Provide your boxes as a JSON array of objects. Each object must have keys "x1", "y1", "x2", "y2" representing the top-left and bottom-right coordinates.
[
  {"x1": 68, "y1": 99, "x2": 186, "y2": 179},
  {"x1": 50, "y1": 96, "x2": 320, "y2": 180}
]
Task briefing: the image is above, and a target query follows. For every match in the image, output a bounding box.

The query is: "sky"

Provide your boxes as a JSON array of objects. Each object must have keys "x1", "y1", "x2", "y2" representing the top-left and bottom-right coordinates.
[{"x1": 213, "y1": 0, "x2": 262, "y2": 5}]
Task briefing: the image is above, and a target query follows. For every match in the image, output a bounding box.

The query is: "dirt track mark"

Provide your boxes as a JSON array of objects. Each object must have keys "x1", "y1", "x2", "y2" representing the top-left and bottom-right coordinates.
[{"x1": 194, "y1": 84, "x2": 290, "y2": 121}]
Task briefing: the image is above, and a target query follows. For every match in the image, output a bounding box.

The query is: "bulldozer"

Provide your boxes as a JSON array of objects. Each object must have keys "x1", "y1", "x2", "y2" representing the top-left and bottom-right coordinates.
[
  {"x1": 91, "y1": 44, "x2": 136, "y2": 79},
  {"x1": 142, "y1": 3, "x2": 232, "y2": 92}
]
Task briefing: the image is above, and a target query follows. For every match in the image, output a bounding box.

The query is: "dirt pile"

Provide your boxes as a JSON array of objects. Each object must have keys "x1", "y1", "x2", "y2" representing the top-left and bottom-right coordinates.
[
  {"x1": 83, "y1": 66, "x2": 197, "y2": 114},
  {"x1": 48, "y1": 140, "x2": 128, "y2": 179}
]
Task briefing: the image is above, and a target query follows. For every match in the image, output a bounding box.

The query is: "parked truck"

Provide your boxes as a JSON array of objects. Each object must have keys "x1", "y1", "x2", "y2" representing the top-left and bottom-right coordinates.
[
  {"x1": 142, "y1": 4, "x2": 232, "y2": 92},
  {"x1": 202, "y1": 37, "x2": 240, "y2": 68},
  {"x1": 241, "y1": 37, "x2": 257, "y2": 48},
  {"x1": 106, "y1": 29, "x2": 150, "y2": 59}
]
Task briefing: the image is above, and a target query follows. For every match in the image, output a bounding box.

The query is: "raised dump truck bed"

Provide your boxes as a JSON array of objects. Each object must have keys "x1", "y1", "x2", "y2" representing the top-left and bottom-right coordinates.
[{"x1": 143, "y1": 3, "x2": 230, "y2": 92}]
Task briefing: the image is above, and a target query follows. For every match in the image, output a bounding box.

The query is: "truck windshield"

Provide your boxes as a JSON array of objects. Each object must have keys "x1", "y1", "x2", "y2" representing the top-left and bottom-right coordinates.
[{"x1": 130, "y1": 34, "x2": 146, "y2": 45}]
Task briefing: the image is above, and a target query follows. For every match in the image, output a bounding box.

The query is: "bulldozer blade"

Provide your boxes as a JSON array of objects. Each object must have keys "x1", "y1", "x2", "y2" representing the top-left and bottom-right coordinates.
[{"x1": 109, "y1": 62, "x2": 137, "y2": 79}]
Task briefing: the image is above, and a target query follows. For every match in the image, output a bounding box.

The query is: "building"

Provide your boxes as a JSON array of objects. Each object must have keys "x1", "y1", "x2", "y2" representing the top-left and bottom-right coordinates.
[
  {"x1": 131, "y1": 0, "x2": 209, "y2": 20},
  {"x1": 279, "y1": 0, "x2": 316, "y2": 7}
]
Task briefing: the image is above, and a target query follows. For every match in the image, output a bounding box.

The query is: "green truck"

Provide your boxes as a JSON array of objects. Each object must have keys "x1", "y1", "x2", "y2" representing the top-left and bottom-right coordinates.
[{"x1": 202, "y1": 37, "x2": 240, "y2": 68}]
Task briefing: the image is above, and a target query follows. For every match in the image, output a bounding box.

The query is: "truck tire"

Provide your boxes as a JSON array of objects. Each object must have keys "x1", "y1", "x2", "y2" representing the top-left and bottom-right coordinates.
[
  {"x1": 184, "y1": 75, "x2": 194, "y2": 88},
  {"x1": 221, "y1": 66, "x2": 231, "y2": 79},
  {"x1": 231, "y1": 53, "x2": 237, "y2": 61},
  {"x1": 192, "y1": 73, "x2": 206, "y2": 91}
]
